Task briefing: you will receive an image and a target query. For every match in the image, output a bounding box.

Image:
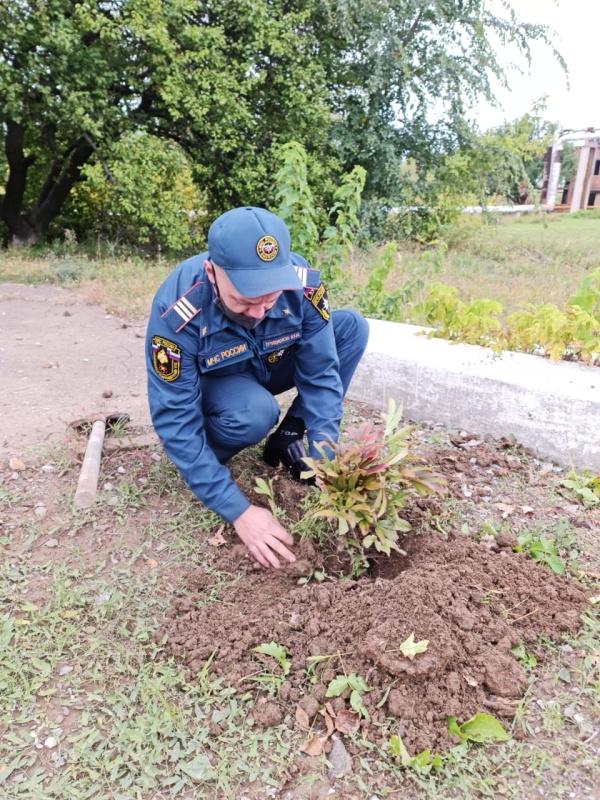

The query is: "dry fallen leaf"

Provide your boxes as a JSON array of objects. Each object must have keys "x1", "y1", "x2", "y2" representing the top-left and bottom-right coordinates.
[
  {"x1": 494, "y1": 503, "x2": 515, "y2": 517},
  {"x1": 334, "y1": 709, "x2": 360, "y2": 734},
  {"x1": 207, "y1": 526, "x2": 226, "y2": 547},
  {"x1": 320, "y1": 708, "x2": 335, "y2": 738},
  {"x1": 462, "y1": 671, "x2": 478, "y2": 687},
  {"x1": 295, "y1": 705, "x2": 310, "y2": 730},
  {"x1": 300, "y1": 734, "x2": 328, "y2": 757}
]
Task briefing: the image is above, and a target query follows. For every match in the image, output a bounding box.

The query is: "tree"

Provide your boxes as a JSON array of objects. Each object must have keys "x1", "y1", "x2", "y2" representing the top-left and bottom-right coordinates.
[
  {"x1": 0, "y1": 0, "x2": 331, "y2": 246},
  {"x1": 61, "y1": 133, "x2": 203, "y2": 251},
  {"x1": 0, "y1": 0, "x2": 559, "y2": 247},
  {"x1": 319, "y1": 1, "x2": 561, "y2": 204}
]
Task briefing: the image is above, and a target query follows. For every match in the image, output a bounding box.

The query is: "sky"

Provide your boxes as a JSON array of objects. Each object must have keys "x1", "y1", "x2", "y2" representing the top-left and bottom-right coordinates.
[{"x1": 473, "y1": 0, "x2": 600, "y2": 133}]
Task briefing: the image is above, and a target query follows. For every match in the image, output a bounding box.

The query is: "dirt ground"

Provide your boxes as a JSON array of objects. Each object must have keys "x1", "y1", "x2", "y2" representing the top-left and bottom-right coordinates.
[
  {"x1": 0, "y1": 283, "x2": 151, "y2": 457},
  {"x1": 2, "y1": 282, "x2": 599, "y2": 798},
  {"x1": 160, "y1": 438, "x2": 592, "y2": 757}
]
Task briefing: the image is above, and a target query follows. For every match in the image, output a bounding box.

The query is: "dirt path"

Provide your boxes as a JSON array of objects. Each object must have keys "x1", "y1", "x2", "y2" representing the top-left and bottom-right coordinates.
[{"x1": 0, "y1": 283, "x2": 151, "y2": 458}]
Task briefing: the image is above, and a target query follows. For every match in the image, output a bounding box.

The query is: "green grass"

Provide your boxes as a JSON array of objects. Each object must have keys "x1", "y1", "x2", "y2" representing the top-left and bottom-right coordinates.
[
  {"x1": 343, "y1": 213, "x2": 600, "y2": 318},
  {"x1": 2, "y1": 214, "x2": 600, "y2": 321}
]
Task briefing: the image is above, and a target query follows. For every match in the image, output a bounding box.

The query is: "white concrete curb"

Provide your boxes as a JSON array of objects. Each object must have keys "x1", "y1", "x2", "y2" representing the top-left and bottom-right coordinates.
[{"x1": 347, "y1": 319, "x2": 600, "y2": 473}]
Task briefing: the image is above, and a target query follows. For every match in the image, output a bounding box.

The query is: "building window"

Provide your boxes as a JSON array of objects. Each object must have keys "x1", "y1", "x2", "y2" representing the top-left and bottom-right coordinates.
[{"x1": 594, "y1": 159, "x2": 600, "y2": 176}]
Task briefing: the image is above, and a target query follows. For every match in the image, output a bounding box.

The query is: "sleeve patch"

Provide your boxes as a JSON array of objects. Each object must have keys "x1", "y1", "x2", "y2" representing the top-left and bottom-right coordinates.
[
  {"x1": 161, "y1": 281, "x2": 203, "y2": 332},
  {"x1": 304, "y1": 283, "x2": 330, "y2": 322},
  {"x1": 151, "y1": 336, "x2": 181, "y2": 382}
]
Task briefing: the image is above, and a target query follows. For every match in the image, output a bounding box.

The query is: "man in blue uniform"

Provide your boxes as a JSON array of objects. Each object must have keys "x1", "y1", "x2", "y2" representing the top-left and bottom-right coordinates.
[{"x1": 146, "y1": 206, "x2": 369, "y2": 569}]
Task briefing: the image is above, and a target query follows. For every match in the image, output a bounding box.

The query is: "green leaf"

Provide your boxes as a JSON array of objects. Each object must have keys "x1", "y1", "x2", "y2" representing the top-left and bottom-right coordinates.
[
  {"x1": 349, "y1": 689, "x2": 369, "y2": 719},
  {"x1": 543, "y1": 554, "x2": 566, "y2": 575},
  {"x1": 252, "y1": 642, "x2": 290, "y2": 675},
  {"x1": 458, "y1": 713, "x2": 509, "y2": 743},
  {"x1": 30, "y1": 657, "x2": 51, "y2": 673},
  {"x1": 389, "y1": 734, "x2": 413, "y2": 767},
  {"x1": 557, "y1": 668, "x2": 571, "y2": 683},
  {"x1": 347, "y1": 673, "x2": 371, "y2": 693},
  {"x1": 326, "y1": 675, "x2": 349, "y2": 697},
  {"x1": 446, "y1": 716, "x2": 465, "y2": 741}
]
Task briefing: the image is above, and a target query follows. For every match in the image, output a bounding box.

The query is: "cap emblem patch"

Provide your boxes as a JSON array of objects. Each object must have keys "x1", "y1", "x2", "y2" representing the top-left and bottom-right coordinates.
[{"x1": 257, "y1": 235, "x2": 278, "y2": 262}]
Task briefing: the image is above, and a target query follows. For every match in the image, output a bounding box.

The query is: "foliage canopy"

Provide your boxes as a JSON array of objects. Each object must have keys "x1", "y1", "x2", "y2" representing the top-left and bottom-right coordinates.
[{"x1": 0, "y1": 0, "x2": 559, "y2": 247}]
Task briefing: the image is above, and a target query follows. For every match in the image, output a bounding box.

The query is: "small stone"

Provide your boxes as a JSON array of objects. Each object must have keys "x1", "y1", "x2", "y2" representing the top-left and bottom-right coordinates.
[
  {"x1": 107, "y1": 496, "x2": 119, "y2": 506},
  {"x1": 327, "y1": 737, "x2": 353, "y2": 777},
  {"x1": 34, "y1": 506, "x2": 47, "y2": 518},
  {"x1": 102, "y1": 389, "x2": 113, "y2": 398},
  {"x1": 41, "y1": 465, "x2": 55, "y2": 473},
  {"x1": 103, "y1": 482, "x2": 114, "y2": 491},
  {"x1": 58, "y1": 665, "x2": 74, "y2": 676},
  {"x1": 45, "y1": 538, "x2": 59, "y2": 548},
  {"x1": 54, "y1": 715, "x2": 64, "y2": 725},
  {"x1": 63, "y1": 310, "x2": 73, "y2": 317},
  {"x1": 9, "y1": 458, "x2": 26, "y2": 471},
  {"x1": 44, "y1": 737, "x2": 58, "y2": 749},
  {"x1": 60, "y1": 707, "x2": 71, "y2": 717},
  {"x1": 117, "y1": 466, "x2": 126, "y2": 474}
]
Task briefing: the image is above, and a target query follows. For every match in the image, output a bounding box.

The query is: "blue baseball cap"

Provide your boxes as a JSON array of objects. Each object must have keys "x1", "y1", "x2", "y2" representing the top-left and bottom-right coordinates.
[{"x1": 207, "y1": 207, "x2": 303, "y2": 297}]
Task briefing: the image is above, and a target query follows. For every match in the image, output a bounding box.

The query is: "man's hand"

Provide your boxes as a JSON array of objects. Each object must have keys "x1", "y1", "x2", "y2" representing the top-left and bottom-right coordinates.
[{"x1": 233, "y1": 505, "x2": 296, "y2": 569}]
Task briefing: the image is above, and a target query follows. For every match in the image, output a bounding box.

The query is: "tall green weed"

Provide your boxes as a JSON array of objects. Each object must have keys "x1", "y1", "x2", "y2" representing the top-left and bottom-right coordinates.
[{"x1": 275, "y1": 141, "x2": 365, "y2": 281}]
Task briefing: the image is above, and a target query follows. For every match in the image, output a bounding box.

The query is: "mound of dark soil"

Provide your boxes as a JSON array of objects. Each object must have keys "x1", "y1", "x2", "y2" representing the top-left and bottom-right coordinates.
[{"x1": 159, "y1": 437, "x2": 590, "y2": 754}]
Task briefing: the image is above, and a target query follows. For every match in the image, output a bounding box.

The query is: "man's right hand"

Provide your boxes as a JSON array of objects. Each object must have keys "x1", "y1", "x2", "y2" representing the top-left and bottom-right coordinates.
[{"x1": 232, "y1": 505, "x2": 296, "y2": 569}]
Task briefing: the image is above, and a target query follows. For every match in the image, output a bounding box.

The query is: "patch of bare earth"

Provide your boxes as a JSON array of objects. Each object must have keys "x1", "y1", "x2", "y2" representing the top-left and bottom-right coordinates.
[{"x1": 158, "y1": 420, "x2": 596, "y2": 758}]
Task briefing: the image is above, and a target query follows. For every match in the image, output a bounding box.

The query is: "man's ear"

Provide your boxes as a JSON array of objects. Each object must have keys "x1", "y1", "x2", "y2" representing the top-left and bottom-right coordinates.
[{"x1": 204, "y1": 259, "x2": 215, "y2": 284}]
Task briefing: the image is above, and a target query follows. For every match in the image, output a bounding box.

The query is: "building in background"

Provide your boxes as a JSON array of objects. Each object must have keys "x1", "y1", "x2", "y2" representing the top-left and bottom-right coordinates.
[{"x1": 541, "y1": 129, "x2": 600, "y2": 211}]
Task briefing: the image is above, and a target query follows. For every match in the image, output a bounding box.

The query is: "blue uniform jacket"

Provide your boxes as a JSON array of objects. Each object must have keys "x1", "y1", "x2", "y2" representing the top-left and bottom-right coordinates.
[{"x1": 146, "y1": 251, "x2": 343, "y2": 523}]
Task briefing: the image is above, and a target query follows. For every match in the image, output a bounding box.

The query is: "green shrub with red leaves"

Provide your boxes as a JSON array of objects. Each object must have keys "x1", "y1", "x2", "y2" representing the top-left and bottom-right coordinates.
[{"x1": 303, "y1": 399, "x2": 446, "y2": 561}]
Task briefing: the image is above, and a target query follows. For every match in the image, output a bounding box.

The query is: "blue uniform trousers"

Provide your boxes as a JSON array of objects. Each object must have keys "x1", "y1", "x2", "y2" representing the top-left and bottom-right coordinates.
[{"x1": 203, "y1": 309, "x2": 369, "y2": 462}]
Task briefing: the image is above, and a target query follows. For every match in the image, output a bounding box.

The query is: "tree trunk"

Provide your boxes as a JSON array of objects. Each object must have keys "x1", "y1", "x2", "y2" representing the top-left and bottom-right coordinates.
[{"x1": 1, "y1": 123, "x2": 94, "y2": 246}]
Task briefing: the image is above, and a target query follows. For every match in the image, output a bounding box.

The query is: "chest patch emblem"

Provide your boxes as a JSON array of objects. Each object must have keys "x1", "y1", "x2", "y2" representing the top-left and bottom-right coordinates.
[
  {"x1": 151, "y1": 336, "x2": 181, "y2": 382},
  {"x1": 267, "y1": 348, "x2": 288, "y2": 365}
]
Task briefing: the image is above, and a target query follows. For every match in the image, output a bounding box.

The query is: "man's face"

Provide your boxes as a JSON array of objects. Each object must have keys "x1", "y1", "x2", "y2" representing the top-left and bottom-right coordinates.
[{"x1": 205, "y1": 261, "x2": 281, "y2": 321}]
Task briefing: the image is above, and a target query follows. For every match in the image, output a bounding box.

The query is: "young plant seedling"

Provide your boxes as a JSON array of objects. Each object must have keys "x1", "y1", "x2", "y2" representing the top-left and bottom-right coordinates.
[
  {"x1": 514, "y1": 531, "x2": 566, "y2": 575},
  {"x1": 389, "y1": 734, "x2": 442, "y2": 773},
  {"x1": 303, "y1": 398, "x2": 446, "y2": 568},
  {"x1": 326, "y1": 672, "x2": 372, "y2": 718},
  {"x1": 561, "y1": 469, "x2": 600, "y2": 507},
  {"x1": 254, "y1": 477, "x2": 279, "y2": 517},
  {"x1": 247, "y1": 641, "x2": 291, "y2": 693},
  {"x1": 297, "y1": 568, "x2": 327, "y2": 587}
]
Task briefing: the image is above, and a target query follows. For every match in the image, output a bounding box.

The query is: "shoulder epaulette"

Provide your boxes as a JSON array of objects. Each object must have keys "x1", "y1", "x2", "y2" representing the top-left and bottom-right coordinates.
[
  {"x1": 294, "y1": 265, "x2": 321, "y2": 289},
  {"x1": 161, "y1": 281, "x2": 204, "y2": 333}
]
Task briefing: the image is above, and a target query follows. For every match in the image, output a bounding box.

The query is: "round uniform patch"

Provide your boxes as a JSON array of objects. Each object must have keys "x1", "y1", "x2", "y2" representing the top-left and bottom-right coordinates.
[{"x1": 256, "y1": 235, "x2": 278, "y2": 262}]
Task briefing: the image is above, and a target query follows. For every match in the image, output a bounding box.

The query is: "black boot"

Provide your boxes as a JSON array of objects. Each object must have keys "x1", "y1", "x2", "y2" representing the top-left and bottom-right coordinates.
[{"x1": 263, "y1": 416, "x2": 314, "y2": 483}]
